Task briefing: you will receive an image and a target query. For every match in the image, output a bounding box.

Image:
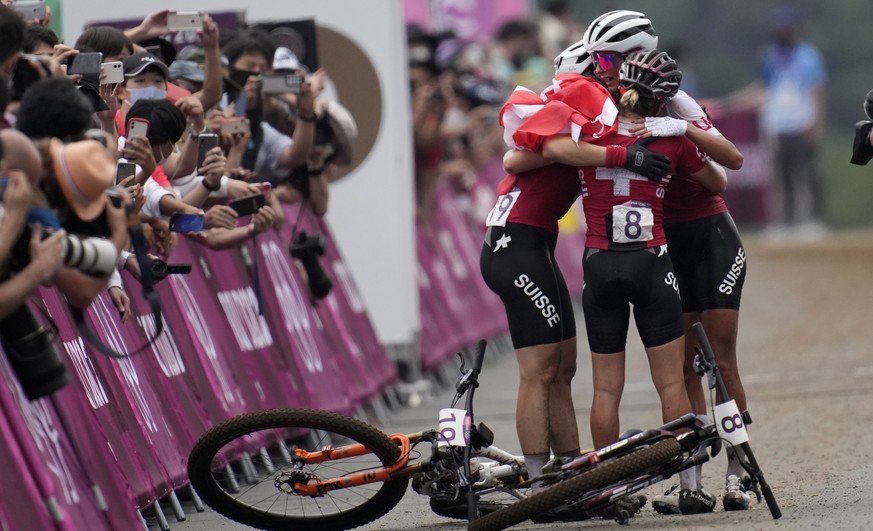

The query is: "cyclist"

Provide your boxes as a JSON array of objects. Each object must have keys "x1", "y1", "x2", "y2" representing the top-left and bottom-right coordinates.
[
  {"x1": 574, "y1": 10, "x2": 750, "y2": 514},
  {"x1": 483, "y1": 48, "x2": 671, "y2": 492},
  {"x1": 540, "y1": 49, "x2": 727, "y2": 516}
]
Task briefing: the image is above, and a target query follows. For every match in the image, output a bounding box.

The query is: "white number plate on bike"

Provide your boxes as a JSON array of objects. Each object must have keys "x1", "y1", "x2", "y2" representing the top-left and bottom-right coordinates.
[
  {"x1": 438, "y1": 408, "x2": 471, "y2": 447},
  {"x1": 714, "y1": 399, "x2": 750, "y2": 445}
]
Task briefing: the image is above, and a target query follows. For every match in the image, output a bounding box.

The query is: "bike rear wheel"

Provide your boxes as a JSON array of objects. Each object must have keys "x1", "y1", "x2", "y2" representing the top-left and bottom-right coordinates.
[
  {"x1": 188, "y1": 408, "x2": 409, "y2": 531},
  {"x1": 468, "y1": 438, "x2": 682, "y2": 531}
]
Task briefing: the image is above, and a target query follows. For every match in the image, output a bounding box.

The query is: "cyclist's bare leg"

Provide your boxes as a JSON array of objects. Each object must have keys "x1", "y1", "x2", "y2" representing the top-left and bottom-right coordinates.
[
  {"x1": 515, "y1": 341, "x2": 563, "y2": 485},
  {"x1": 682, "y1": 310, "x2": 745, "y2": 411},
  {"x1": 645, "y1": 336, "x2": 693, "y2": 427},
  {"x1": 699, "y1": 308, "x2": 748, "y2": 480},
  {"x1": 681, "y1": 313, "x2": 707, "y2": 413},
  {"x1": 646, "y1": 336, "x2": 700, "y2": 491},
  {"x1": 700, "y1": 309, "x2": 746, "y2": 411},
  {"x1": 548, "y1": 337, "x2": 580, "y2": 455},
  {"x1": 590, "y1": 350, "x2": 625, "y2": 449}
]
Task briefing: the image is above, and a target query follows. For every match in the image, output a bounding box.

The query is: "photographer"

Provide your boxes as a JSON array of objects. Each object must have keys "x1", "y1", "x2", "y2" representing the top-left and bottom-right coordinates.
[
  {"x1": 851, "y1": 88, "x2": 873, "y2": 166},
  {"x1": 220, "y1": 31, "x2": 319, "y2": 184},
  {"x1": 0, "y1": 132, "x2": 66, "y2": 320}
]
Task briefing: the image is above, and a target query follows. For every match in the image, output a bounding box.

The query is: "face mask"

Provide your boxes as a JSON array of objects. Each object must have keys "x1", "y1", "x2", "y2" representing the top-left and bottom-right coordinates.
[
  {"x1": 228, "y1": 68, "x2": 258, "y2": 91},
  {"x1": 127, "y1": 86, "x2": 167, "y2": 106}
]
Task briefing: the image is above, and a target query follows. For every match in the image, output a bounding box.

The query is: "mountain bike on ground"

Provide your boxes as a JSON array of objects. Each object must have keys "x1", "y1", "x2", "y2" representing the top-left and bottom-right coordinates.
[
  {"x1": 187, "y1": 340, "x2": 538, "y2": 531},
  {"x1": 468, "y1": 322, "x2": 782, "y2": 530}
]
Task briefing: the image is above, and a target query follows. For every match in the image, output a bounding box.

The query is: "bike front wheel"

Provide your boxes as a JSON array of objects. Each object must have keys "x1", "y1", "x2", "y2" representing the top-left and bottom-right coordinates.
[
  {"x1": 188, "y1": 408, "x2": 409, "y2": 531},
  {"x1": 468, "y1": 438, "x2": 682, "y2": 531}
]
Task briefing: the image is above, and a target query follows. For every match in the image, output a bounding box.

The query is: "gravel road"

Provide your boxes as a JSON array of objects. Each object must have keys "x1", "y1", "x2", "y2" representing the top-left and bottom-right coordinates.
[{"x1": 157, "y1": 230, "x2": 873, "y2": 531}]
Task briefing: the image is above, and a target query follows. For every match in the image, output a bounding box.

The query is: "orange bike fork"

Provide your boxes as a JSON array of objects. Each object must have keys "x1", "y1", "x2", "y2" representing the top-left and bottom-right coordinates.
[{"x1": 290, "y1": 434, "x2": 411, "y2": 496}]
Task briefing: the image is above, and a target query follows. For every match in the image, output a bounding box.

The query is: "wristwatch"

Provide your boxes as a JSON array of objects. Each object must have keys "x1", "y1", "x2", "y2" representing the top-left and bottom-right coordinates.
[{"x1": 201, "y1": 178, "x2": 221, "y2": 192}]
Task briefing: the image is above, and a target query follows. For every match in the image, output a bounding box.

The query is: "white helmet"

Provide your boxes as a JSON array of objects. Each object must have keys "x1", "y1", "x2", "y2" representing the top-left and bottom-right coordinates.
[
  {"x1": 554, "y1": 40, "x2": 593, "y2": 76},
  {"x1": 582, "y1": 10, "x2": 658, "y2": 54}
]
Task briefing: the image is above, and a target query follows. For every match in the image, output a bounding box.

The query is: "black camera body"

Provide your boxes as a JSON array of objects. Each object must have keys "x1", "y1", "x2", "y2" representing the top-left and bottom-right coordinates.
[
  {"x1": 0, "y1": 199, "x2": 123, "y2": 400},
  {"x1": 289, "y1": 231, "x2": 333, "y2": 299},
  {"x1": 851, "y1": 89, "x2": 873, "y2": 166},
  {"x1": 149, "y1": 258, "x2": 192, "y2": 282}
]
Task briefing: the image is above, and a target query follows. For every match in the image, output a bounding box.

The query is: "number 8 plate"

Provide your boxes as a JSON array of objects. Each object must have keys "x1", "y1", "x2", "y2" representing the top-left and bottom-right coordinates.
[{"x1": 612, "y1": 202, "x2": 654, "y2": 243}]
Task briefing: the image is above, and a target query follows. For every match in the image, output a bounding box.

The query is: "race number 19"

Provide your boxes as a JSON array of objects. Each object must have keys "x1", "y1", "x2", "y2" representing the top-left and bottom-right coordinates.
[
  {"x1": 485, "y1": 190, "x2": 521, "y2": 227},
  {"x1": 437, "y1": 408, "x2": 471, "y2": 447}
]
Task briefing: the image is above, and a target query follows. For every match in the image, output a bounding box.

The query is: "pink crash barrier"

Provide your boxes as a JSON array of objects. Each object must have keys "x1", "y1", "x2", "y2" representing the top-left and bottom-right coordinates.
[
  {"x1": 0, "y1": 217, "x2": 399, "y2": 523},
  {"x1": 0, "y1": 153, "x2": 593, "y2": 523}
]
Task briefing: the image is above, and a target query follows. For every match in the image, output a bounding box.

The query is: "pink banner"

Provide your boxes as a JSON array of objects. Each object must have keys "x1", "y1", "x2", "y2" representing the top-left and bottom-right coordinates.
[
  {"x1": 174, "y1": 239, "x2": 304, "y2": 413},
  {"x1": 415, "y1": 227, "x2": 465, "y2": 370},
  {"x1": 404, "y1": 0, "x2": 528, "y2": 41},
  {"x1": 0, "y1": 330, "x2": 135, "y2": 530},
  {"x1": 248, "y1": 232, "x2": 354, "y2": 412},
  {"x1": 280, "y1": 206, "x2": 398, "y2": 399},
  {"x1": 711, "y1": 108, "x2": 774, "y2": 226},
  {"x1": 40, "y1": 289, "x2": 164, "y2": 509},
  {"x1": 0, "y1": 399, "x2": 62, "y2": 531}
]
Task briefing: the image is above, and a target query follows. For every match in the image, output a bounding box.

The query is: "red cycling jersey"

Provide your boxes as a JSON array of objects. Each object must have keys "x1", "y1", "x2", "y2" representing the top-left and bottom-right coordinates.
[
  {"x1": 663, "y1": 173, "x2": 727, "y2": 224},
  {"x1": 661, "y1": 91, "x2": 728, "y2": 224},
  {"x1": 485, "y1": 164, "x2": 581, "y2": 234},
  {"x1": 581, "y1": 123, "x2": 707, "y2": 250}
]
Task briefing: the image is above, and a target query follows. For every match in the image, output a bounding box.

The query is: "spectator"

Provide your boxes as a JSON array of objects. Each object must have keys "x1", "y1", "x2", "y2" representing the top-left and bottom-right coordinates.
[
  {"x1": 22, "y1": 24, "x2": 58, "y2": 56},
  {"x1": 728, "y1": 6, "x2": 827, "y2": 232},
  {"x1": 0, "y1": 4, "x2": 26, "y2": 76},
  {"x1": 219, "y1": 31, "x2": 319, "y2": 192}
]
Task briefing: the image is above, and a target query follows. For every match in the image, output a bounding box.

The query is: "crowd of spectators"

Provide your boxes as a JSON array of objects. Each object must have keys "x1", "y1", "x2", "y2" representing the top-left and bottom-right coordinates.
[
  {"x1": 405, "y1": 5, "x2": 584, "y2": 222},
  {"x1": 0, "y1": 3, "x2": 358, "y2": 344},
  {"x1": 0, "y1": 0, "x2": 597, "y2": 403}
]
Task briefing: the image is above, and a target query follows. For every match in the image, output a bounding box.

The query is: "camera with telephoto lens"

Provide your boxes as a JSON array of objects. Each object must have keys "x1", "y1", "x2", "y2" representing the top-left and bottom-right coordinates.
[
  {"x1": 289, "y1": 231, "x2": 333, "y2": 299},
  {"x1": 0, "y1": 228, "x2": 118, "y2": 400},
  {"x1": 149, "y1": 258, "x2": 192, "y2": 282},
  {"x1": 0, "y1": 190, "x2": 123, "y2": 400}
]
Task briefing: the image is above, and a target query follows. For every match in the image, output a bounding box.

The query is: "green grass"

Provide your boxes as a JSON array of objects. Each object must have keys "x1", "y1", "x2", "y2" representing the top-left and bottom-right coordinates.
[{"x1": 824, "y1": 131, "x2": 873, "y2": 228}]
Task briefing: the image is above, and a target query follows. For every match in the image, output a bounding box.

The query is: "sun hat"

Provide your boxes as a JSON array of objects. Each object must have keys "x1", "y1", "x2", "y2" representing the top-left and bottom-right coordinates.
[
  {"x1": 48, "y1": 138, "x2": 116, "y2": 221},
  {"x1": 320, "y1": 100, "x2": 358, "y2": 166},
  {"x1": 168, "y1": 60, "x2": 205, "y2": 83}
]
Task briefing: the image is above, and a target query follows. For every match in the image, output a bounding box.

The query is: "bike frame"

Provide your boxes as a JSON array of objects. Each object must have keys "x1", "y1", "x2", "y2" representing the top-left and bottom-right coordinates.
[{"x1": 283, "y1": 340, "x2": 528, "y2": 510}]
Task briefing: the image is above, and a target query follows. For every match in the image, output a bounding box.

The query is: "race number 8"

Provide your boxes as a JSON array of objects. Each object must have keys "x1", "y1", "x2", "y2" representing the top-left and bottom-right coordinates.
[
  {"x1": 612, "y1": 203, "x2": 654, "y2": 243},
  {"x1": 714, "y1": 400, "x2": 750, "y2": 445}
]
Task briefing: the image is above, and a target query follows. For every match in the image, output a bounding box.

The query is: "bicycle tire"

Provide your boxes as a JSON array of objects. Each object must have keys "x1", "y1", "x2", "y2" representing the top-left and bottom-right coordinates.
[
  {"x1": 468, "y1": 438, "x2": 682, "y2": 531},
  {"x1": 188, "y1": 408, "x2": 409, "y2": 531}
]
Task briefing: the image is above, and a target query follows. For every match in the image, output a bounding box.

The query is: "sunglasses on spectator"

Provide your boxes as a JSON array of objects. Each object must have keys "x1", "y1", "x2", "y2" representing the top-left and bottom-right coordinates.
[{"x1": 593, "y1": 52, "x2": 625, "y2": 71}]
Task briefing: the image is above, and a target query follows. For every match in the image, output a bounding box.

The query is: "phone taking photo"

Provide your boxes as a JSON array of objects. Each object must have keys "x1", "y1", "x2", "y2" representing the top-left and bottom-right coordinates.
[
  {"x1": 169, "y1": 213, "x2": 205, "y2": 233},
  {"x1": 115, "y1": 162, "x2": 137, "y2": 186},
  {"x1": 100, "y1": 61, "x2": 124, "y2": 85},
  {"x1": 197, "y1": 133, "x2": 220, "y2": 169},
  {"x1": 228, "y1": 193, "x2": 266, "y2": 217},
  {"x1": 127, "y1": 118, "x2": 149, "y2": 140},
  {"x1": 10, "y1": 0, "x2": 46, "y2": 21},
  {"x1": 166, "y1": 12, "x2": 203, "y2": 31},
  {"x1": 220, "y1": 117, "x2": 248, "y2": 135},
  {"x1": 67, "y1": 52, "x2": 103, "y2": 76},
  {"x1": 260, "y1": 73, "x2": 304, "y2": 95}
]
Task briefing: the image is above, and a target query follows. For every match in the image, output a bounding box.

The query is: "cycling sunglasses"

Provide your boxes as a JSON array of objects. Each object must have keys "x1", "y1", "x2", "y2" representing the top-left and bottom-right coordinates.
[{"x1": 593, "y1": 51, "x2": 625, "y2": 71}]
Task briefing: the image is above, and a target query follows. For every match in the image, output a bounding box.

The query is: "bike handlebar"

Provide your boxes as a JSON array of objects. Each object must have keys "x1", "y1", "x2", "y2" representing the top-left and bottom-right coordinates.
[{"x1": 471, "y1": 339, "x2": 486, "y2": 375}]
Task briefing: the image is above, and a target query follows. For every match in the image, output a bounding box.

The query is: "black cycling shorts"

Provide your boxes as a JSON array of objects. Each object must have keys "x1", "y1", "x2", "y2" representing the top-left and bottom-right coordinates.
[
  {"x1": 480, "y1": 223, "x2": 576, "y2": 349},
  {"x1": 664, "y1": 212, "x2": 746, "y2": 313},
  {"x1": 582, "y1": 246, "x2": 683, "y2": 353}
]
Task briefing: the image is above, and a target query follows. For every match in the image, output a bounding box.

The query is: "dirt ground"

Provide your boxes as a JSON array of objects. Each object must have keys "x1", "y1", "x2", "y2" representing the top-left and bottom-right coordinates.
[
  {"x1": 164, "y1": 229, "x2": 873, "y2": 530},
  {"x1": 364, "y1": 229, "x2": 873, "y2": 531}
]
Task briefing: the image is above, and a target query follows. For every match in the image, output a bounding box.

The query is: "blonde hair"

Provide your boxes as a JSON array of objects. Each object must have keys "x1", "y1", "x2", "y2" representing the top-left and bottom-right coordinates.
[
  {"x1": 619, "y1": 89, "x2": 641, "y2": 113},
  {"x1": 618, "y1": 88, "x2": 660, "y2": 117}
]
